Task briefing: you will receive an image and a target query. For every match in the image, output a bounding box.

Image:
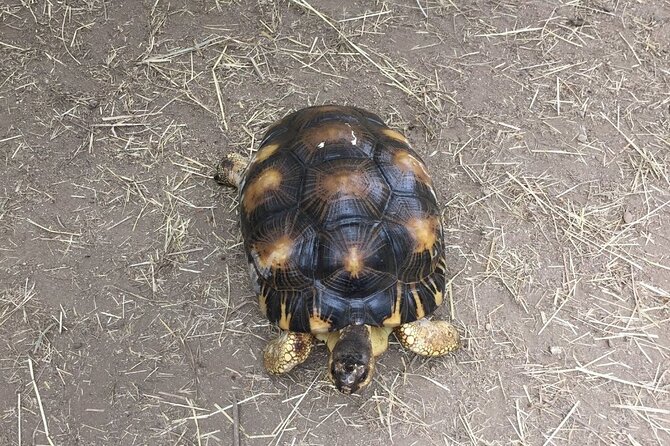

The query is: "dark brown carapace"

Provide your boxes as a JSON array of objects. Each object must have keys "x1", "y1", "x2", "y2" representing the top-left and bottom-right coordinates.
[{"x1": 239, "y1": 105, "x2": 446, "y2": 334}]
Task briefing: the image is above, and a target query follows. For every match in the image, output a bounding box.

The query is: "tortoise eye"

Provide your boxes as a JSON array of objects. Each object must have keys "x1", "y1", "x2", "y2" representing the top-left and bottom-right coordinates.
[{"x1": 356, "y1": 365, "x2": 367, "y2": 379}]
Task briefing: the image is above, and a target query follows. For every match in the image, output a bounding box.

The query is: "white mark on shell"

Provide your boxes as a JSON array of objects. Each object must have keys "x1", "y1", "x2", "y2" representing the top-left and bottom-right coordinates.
[
  {"x1": 351, "y1": 131, "x2": 357, "y2": 146},
  {"x1": 317, "y1": 141, "x2": 325, "y2": 149}
]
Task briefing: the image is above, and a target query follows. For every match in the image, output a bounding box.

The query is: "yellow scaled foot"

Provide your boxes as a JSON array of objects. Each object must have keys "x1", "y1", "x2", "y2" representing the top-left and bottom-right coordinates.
[
  {"x1": 263, "y1": 331, "x2": 315, "y2": 374},
  {"x1": 394, "y1": 319, "x2": 460, "y2": 357}
]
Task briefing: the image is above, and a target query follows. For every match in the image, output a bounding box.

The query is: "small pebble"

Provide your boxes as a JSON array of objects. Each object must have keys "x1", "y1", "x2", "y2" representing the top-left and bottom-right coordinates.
[
  {"x1": 577, "y1": 125, "x2": 588, "y2": 143},
  {"x1": 549, "y1": 346, "x2": 563, "y2": 355},
  {"x1": 623, "y1": 210, "x2": 634, "y2": 224}
]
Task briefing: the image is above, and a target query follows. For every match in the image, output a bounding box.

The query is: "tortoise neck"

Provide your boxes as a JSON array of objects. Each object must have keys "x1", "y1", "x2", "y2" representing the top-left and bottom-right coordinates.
[{"x1": 333, "y1": 325, "x2": 372, "y2": 358}]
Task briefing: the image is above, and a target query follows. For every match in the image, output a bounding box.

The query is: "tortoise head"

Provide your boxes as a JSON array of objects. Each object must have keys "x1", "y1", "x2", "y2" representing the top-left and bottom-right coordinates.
[{"x1": 328, "y1": 325, "x2": 375, "y2": 394}]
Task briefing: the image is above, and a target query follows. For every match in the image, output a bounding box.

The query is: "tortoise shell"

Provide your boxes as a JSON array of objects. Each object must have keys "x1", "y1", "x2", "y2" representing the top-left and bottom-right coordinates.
[{"x1": 239, "y1": 105, "x2": 446, "y2": 334}]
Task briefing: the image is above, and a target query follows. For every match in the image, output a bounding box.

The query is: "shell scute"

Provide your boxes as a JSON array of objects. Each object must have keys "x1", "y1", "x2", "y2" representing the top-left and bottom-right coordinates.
[
  {"x1": 240, "y1": 151, "x2": 304, "y2": 226},
  {"x1": 301, "y1": 158, "x2": 391, "y2": 226}
]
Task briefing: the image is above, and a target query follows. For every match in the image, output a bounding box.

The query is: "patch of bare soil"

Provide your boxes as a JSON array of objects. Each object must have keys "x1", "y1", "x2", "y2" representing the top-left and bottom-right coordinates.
[{"x1": 1, "y1": 1, "x2": 669, "y2": 445}]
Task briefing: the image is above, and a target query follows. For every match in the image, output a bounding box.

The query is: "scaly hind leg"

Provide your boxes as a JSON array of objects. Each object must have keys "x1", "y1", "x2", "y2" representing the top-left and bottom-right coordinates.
[
  {"x1": 263, "y1": 331, "x2": 315, "y2": 374},
  {"x1": 214, "y1": 153, "x2": 248, "y2": 189},
  {"x1": 394, "y1": 319, "x2": 460, "y2": 357}
]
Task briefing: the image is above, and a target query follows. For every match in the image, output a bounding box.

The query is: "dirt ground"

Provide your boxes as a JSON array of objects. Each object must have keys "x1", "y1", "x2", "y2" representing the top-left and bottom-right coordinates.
[{"x1": 1, "y1": 0, "x2": 669, "y2": 445}]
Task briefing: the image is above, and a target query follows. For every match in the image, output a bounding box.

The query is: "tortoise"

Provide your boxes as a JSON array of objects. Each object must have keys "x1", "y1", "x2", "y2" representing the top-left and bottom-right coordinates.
[{"x1": 217, "y1": 105, "x2": 460, "y2": 394}]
